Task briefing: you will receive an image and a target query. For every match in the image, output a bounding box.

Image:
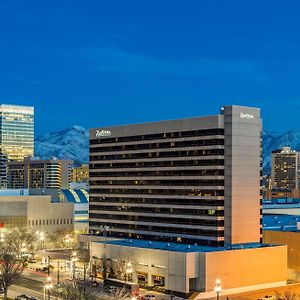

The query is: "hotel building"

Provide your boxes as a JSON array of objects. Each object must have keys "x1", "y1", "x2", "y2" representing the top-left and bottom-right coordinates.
[
  {"x1": 87, "y1": 105, "x2": 287, "y2": 297},
  {"x1": 0, "y1": 104, "x2": 34, "y2": 188},
  {"x1": 72, "y1": 164, "x2": 89, "y2": 183},
  {"x1": 7, "y1": 157, "x2": 73, "y2": 189},
  {"x1": 89, "y1": 105, "x2": 262, "y2": 246},
  {"x1": 271, "y1": 147, "x2": 300, "y2": 190}
]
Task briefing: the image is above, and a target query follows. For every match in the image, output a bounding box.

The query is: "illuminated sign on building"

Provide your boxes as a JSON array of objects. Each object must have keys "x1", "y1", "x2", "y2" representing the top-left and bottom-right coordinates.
[
  {"x1": 240, "y1": 112, "x2": 254, "y2": 119},
  {"x1": 96, "y1": 129, "x2": 112, "y2": 137}
]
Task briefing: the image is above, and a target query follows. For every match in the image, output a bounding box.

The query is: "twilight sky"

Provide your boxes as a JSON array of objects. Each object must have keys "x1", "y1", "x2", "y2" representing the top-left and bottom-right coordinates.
[{"x1": 0, "y1": 0, "x2": 300, "y2": 135}]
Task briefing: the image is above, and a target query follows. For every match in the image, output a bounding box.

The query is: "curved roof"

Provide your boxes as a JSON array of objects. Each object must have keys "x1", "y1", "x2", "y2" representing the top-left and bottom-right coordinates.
[{"x1": 61, "y1": 189, "x2": 89, "y2": 203}]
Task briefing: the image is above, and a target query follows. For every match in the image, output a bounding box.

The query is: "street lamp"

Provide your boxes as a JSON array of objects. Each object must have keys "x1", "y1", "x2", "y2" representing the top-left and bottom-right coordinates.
[
  {"x1": 71, "y1": 251, "x2": 78, "y2": 280},
  {"x1": 65, "y1": 234, "x2": 74, "y2": 248},
  {"x1": 0, "y1": 232, "x2": 4, "y2": 243},
  {"x1": 36, "y1": 231, "x2": 45, "y2": 250},
  {"x1": 44, "y1": 276, "x2": 53, "y2": 300},
  {"x1": 214, "y1": 279, "x2": 222, "y2": 300},
  {"x1": 125, "y1": 262, "x2": 133, "y2": 282},
  {"x1": 99, "y1": 225, "x2": 110, "y2": 248},
  {"x1": 20, "y1": 243, "x2": 27, "y2": 259}
]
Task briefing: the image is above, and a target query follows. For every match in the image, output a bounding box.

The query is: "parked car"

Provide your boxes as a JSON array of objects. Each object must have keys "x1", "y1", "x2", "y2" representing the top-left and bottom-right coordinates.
[
  {"x1": 257, "y1": 296, "x2": 276, "y2": 300},
  {"x1": 28, "y1": 257, "x2": 36, "y2": 263},
  {"x1": 35, "y1": 266, "x2": 49, "y2": 272},
  {"x1": 142, "y1": 294, "x2": 156, "y2": 300},
  {"x1": 15, "y1": 295, "x2": 29, "y2": 300},
  {"x1": 89, "y1": 280, "x2": 99, "y2": 287}
]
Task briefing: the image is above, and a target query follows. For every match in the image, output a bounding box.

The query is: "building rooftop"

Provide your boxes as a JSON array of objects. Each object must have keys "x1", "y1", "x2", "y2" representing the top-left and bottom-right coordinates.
[
  {"x1": 96, "y1": 239, "x2": 273, "y2": 253},
  {"x1": 263, "y1": 214, "x2": 300, "y2": 232},
  {"x1": 60, "y1": 189, "x2": 89, "y2": 203},
  {"x1": 263, "y1": 198, "x2": 300, "y2": 209}
]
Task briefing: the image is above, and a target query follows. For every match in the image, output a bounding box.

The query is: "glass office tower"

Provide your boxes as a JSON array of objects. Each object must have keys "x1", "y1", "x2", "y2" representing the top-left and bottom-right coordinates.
[{"x1": 0, "y1": 104, "x2": 34, "y2": 188}]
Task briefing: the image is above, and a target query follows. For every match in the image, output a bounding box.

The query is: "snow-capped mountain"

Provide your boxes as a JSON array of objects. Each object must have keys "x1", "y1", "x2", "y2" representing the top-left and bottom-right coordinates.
[
  {"x1": 35, "y1": 126, "x2": 300, "y2": 173},
  {"x1": 35, "y1": 126, "x2": 89, "y2": 165}
]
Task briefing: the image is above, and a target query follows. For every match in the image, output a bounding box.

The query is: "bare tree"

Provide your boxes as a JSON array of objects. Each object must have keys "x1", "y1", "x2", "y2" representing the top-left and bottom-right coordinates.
[
  {"x1": 106, "y1": 287, "x2": 130, "y2": 300},
  {"x1": 2, "y1": 227, "x2": 37, "y2": 258},
  {"x1": 77, "y1": 248, "x2": 90, "y2": 282},
  {"x1": 49, "y1": 230, "x2": 77, "y2": 249},
  {"x1": 0, "y1": 253, "x2": 23, "y2": 299},
  {"x1": 275, "y1": 290, "x2": 298, "y2": 300},
  {"x1": 113, "y1": 259, "x2": 135, "y2": 282},
  {"x1": 54, "y1": 280, "x2": 97, "y2": 300}
]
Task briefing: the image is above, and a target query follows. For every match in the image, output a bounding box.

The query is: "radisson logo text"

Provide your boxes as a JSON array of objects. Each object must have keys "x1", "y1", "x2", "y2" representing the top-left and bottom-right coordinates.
[
  {"x1": 96, "y1": 129, "x2": 112, "y2": 137},
  {"x1": 240, "y1": 112, "x2": 254, "y2": 119}
]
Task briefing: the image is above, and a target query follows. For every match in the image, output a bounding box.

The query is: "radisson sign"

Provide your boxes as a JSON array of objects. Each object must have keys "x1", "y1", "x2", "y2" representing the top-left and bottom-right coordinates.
[
  {"x1": 96, "y1": 129, "x2": 112, "y2": 137},
  {"x1": 240, "y1": 112, "x2": 254, "y2": 119}
]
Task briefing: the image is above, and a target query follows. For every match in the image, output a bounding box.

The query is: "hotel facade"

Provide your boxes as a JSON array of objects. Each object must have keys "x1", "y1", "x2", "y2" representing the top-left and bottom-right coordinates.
[
  {"x1": 87, "y1": 105, "x2": 287, "y2": 297},
  {"x1": 7, "y1": 157, "x2": 73, "y2": 189}
]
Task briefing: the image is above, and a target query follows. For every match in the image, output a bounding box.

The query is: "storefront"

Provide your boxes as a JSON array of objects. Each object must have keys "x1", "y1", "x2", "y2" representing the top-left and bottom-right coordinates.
[
  {"x1": 152, "y1": 275, "x2": 165, "y2": 287},
  {"x1": 137, "y1": 272, "x2": 148, "y2": 286}
]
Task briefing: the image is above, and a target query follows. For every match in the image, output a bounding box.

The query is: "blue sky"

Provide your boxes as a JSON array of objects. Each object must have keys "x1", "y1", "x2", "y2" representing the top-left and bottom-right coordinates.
[{"x1": 0, "y1": 0, "x2": 300, "y2": 135}]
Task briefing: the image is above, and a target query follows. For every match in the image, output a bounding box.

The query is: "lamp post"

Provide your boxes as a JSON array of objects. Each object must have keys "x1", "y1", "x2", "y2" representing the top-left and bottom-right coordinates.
[
  {"x1": 0, "y1": 232, "x2": 4, "y2": 243},
  {"x1": 44, "y1": 276, "x2": 53, "y2": 300},
  {"x1": 57, "y1": 260, "x2": 60, "y2": 285},
  {"x1": 100, "y1": 225, "x2": 110, "y2": 248},
  {"x1": 214, "y1": 279, "x2": 222, "y2": 300},
  {"x1": 20, "y1": 242, "x2": 27, "y2": 259},
  {"x1": 36, "y1": 231, "x2": 45, "y2": 250},
  {"x1": 71, "y1": 251, "x2": 78, "y2": 280},
  {"x1": 125, "y1": 262, "x2": 133, "y2": 282}
]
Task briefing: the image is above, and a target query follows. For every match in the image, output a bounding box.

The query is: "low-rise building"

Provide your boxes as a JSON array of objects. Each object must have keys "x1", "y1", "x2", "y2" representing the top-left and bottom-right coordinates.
[
  {"x1": 0, "y1": 195, "x2": 74, "y2": 234},
  {"x1": 0, "y1": 188, "x2": 89, "y2": 235},
  {"x1": 263, "y1": 198, "x2": 300, "y2": 215},
  {"x1": 263, "y1": 214, "x2": 300, "y2": 281},
  {"x1": 90, "y1": 239, "x2": 287, "y2": 298},
  {"x1": 59, "y1": 189, "x2": 89, "y2": 234}
]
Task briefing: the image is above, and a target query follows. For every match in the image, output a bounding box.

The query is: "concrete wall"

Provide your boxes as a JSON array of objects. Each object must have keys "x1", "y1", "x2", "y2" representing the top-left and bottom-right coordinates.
[
  {"x1": 0, "y1": 196, "x2": 28, "y2": 228},
  {"x1": 204, "y1": 245, "x2": 287, "y2": 292},
  {"x1": 223, "y1": 105, "x2": 262, "y2": 245},
  {"x1": 264, "y1": 230, "x2": 300, "y2": 280},
  {"x1": 27, "y1": 196, "x2": 74, "y2": 234},
  {"x1": 0, "y1": 195, "x2": 74, "y2": 235}
]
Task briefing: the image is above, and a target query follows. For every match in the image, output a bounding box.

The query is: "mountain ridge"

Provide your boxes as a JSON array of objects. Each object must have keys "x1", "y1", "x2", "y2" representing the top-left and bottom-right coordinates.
[{"x1": 34, "y1": 126, "x2": 300, "y2": 172}]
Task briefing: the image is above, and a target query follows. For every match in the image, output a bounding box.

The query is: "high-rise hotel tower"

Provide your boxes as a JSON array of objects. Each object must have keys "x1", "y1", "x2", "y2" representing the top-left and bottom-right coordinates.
[
  {"x1": 89, "y1": 105, "x2": 261, "y2": 247},
  {"x1": 0, "y1": 104, "x2": 34, "y2": 188}
]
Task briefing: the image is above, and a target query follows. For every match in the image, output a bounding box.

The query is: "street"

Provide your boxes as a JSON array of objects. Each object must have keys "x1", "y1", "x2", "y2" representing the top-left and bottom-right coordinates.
[{"x1": 8, "y1": 284, "x2": 44, "y2": 299}]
